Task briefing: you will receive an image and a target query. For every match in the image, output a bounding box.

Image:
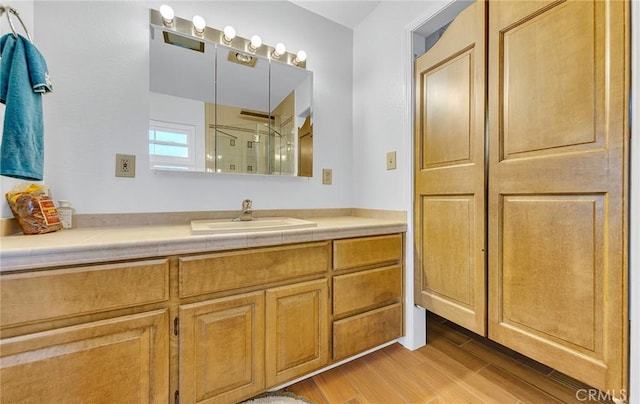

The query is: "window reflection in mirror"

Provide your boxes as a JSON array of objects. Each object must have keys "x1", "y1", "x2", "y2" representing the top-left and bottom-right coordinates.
[{"x1": 149, "y1": 26, "x2": 212, "y2": 171}]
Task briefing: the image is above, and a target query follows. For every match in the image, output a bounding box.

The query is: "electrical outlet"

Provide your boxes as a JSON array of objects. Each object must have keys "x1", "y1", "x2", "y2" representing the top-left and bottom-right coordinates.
[
  {"x1": 116, "y1": 154, "x2": 136, "y2": 178},
  {"x1": 386, "y1": 151, "x2": 397, "y2": 170},
  {"x1": 322, "y1": 168, "x2": 332, "y2": 185}
]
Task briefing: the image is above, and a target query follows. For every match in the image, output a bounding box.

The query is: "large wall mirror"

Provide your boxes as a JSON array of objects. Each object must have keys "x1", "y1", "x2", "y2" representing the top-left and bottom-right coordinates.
[{"x1": 149, "y1": 10, "x2": 313, "y2": 176}]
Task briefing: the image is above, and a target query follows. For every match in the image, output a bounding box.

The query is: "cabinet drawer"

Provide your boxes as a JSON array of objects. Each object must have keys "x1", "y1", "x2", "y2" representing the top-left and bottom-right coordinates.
[
  {"x1": 333, "y1": 234, "x2": 402, "y2": 270},
  {"x1": 333, "y1": 265, "x2": 401, "y2": 317},
  {"x1": 179, "y1": 242, "x2": 331, "y2": 298},
  {"x1": 0, "y1": 259, "x2": 169, "y2": 328},
  {"x1": 333, "y1": 303, "x2": 402, "y2": 361}
]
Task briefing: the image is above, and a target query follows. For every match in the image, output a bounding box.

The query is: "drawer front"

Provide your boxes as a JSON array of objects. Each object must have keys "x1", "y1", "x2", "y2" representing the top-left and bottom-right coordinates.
[
  {"x1": 0, "y1": 259, "x2": 169, "y2": 328},
  {"x1": 333, "y1": 234, "x2": 402, "y2": 270},
  {"x1": 333, "y1": 303, "x2": 402, "y2": 361},
  {"x1": 180, "y1": 242, "x2": 331, "y2": 298},
  {"x1": 333, "y1": 265, "x2": 401, "y2": 317}
]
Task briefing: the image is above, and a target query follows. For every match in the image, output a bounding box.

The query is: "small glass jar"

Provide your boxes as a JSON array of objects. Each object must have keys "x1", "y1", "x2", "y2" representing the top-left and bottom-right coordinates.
[{"x1": 58, "y1": 200, "x2": 74, "y2": 229}]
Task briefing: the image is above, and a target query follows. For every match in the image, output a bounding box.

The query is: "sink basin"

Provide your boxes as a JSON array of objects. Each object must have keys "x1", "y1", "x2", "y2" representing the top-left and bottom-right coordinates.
[{"x1": 191, "y1": 217, "x2": 317, "y2": 235}]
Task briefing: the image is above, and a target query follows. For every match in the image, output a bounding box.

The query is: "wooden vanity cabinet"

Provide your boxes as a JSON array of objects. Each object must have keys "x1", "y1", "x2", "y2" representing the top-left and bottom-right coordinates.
[
  {"x1": 331, "y1": 234, "x2": 404, "y2": 360},
  {"x1": 0, "y1": 232, "x2": 404, "y2": 403},
  {"x1": 0, "y1": 259, "x2": 171, "y2": 403},
  {"x1": 177, "y1": 242, "x2": 331, "y2": 402}
]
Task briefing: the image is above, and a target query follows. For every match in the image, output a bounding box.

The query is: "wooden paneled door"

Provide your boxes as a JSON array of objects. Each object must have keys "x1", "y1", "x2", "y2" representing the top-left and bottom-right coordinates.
[
  {"x1": 414, "y1": 0, "x2": 487, "y2": 335},
  {"x1": 487, "y1": 0, "x2": 629, "y2": 393}
]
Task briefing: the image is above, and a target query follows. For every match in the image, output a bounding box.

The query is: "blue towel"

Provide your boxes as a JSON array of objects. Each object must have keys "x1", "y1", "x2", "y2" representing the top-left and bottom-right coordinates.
[{"x1": 0, "y1": 33, "x2": 53, "y2": 181}]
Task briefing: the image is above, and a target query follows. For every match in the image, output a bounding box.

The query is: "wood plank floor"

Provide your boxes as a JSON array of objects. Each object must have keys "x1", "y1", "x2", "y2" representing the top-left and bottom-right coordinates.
[{"x1": 283, "y1": 314, "x2": 613, "y2": 404}]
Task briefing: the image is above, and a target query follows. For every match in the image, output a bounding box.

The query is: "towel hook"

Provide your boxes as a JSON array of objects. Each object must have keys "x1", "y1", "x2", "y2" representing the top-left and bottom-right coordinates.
[{"x1": 0, "y1": 5, "x2": 32, "y2": 42}]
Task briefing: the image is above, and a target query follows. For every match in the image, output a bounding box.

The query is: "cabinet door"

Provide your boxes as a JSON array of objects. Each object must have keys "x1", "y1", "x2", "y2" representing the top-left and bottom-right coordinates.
[
  {"x1": 265, "y1": 279, "x2": 329, "y2": 387},
  {"x1": 414, "y1": 0, "x2": 487, "y2": 335},
  {"x1": 179, "y1": 292, "x2": 265, "y2": 404},
  {"x1": 488, "y1": 0, "x2": 628, "y2": 393},
  {"x1": 0, "y1": 310, "x2": 169, "y2": 403}
]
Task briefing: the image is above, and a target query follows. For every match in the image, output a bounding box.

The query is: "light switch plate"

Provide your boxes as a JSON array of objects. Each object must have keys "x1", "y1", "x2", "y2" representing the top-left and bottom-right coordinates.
[
  {"x1": 116, "y1": 154, "x2": 136, "y2": 178},
  {"x1": 322, "y1": 168, "x2": 332, "y2": 185},
  {"x1": 386, "y1": 151, "x2": 397, "y2": 170}
]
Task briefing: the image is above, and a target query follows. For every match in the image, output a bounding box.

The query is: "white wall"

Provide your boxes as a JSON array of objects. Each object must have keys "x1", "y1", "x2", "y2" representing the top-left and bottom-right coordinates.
[
  {"x1": 352, "y1": 1, "x2": 449, "y2": 212},
  {"x1": 0, "y1": 1, "x2": 353, "y2": 216}
]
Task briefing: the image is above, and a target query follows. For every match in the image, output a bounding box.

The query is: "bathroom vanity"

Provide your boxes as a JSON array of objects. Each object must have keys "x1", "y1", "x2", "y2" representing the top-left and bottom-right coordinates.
[{"x1": 0, "y1": 215, "x2": 405, "y2": 403}]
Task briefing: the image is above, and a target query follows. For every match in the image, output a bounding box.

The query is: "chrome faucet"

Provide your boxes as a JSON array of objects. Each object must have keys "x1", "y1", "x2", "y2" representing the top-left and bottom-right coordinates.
[{"x1": 234, "y1": 199, "x2": 256, "y2": 221}]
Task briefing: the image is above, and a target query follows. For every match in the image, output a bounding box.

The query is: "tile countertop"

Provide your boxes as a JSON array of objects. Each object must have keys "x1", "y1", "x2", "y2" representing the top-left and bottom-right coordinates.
[{"x1": 0, "y1": 216, "x2": 407, "y2": 273}]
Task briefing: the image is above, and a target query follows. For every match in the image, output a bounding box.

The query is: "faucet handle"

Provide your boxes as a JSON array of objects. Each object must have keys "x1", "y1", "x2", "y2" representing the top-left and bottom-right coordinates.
[{"x1": 242, "y1": 199, "x2": 252, "y2": 210}]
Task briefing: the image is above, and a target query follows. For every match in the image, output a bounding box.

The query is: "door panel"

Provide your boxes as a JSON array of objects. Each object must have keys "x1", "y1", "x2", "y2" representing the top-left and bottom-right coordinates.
[
  {"x1": 265, "y1": 279, "x2": 329, "y2": 387},
  {"x1": 500, "y1": 195, "x2": 603, "y2": 352},
  {"x1": 0, "y1": 310, "x2": 169, "y2": 404},
  {"x1": 488, "y1": 0, "x2": 628, "y2": 392},
  {"x1": 414, "y1": 0, "x2": 486, "y2": 335},
  {"x1": 501, "y1": 1, "x2": 600, "y2": 158},
  {"x1": 179, "y1": 292, "x2": 265, "y2": 404},
  {"x1": 423, "y1": 52, "x2": 473, "y2": 166},
  {"x1": 422, "y1": 196, "x2": 475, "y2": 306}
]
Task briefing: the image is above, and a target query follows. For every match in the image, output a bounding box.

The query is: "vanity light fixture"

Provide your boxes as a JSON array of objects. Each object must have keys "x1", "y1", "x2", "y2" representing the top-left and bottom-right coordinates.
[
  {"x1": 192, "y1": 15, "x2": 206, "y2": 36},
  {"x1": 293, "y1": 50, "x2": 307, "y2": 66},
  {"x1": 159, "y1": 4, "x2": 174, "y2": 27},
  {"x1": 150, "y1": 8, "x2": 308, "y2": 68},
  {"x1": 222, "y1": 25, "x2": 236, "y2": 44},
  {"x1": 271, "y1": 43, "x2": 286, "y2": 59},
  {"x1": 248, "y1": 35, "x2": 262, "y2": 53}
]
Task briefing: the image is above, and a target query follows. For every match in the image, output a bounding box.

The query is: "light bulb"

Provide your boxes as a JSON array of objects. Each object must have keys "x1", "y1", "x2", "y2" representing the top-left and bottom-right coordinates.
[
  {"x1": 293, "y1": 50, "x2": 307, "y2": 65},
  {"x1": 192, "y1": 15, "x2": 206, "y2": 35},
  {"x1": 272, "y1": 43, "x2": 286, "y2": 58},
  {"x1": 223, "y1": 25, "x2": 236, "y2": 43},
  {"x1": 159, "y1": 5, "x2": 174, "y2": 26},
  {"x1": 249, "y1": 35, "x2": 262, "y2": 52}
]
